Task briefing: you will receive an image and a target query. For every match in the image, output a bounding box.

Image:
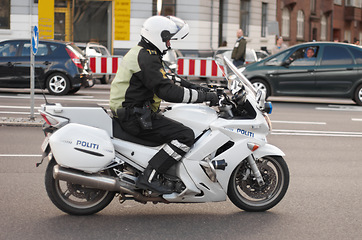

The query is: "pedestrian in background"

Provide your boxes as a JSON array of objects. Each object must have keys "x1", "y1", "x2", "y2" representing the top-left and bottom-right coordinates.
[
  {"x1": 271, "y1": 36, "x2": 288, "y2": 55},
  {"x1": 231, "y1": 29, "x2": 246, "y2": 67},
  {"x1": 354, "y1": 38, "x2": 360, "y2": 45}
]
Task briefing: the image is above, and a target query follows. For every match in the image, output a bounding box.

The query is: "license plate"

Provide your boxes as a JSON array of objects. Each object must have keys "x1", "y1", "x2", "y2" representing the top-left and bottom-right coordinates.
[{"x1": 41, "y1": 135, "x2": 50, "y2": 152}]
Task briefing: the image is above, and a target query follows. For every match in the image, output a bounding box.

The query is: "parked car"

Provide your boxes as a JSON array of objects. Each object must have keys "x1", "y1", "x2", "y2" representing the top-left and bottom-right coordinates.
[
  {"x1": 240, "y1": 42, "x2": 362, "y2": 105},
  {"x1": 0, "y1": 39, "x2": 92, "y2": 95},
  {"x1": 255, "y1": 49, "x2": 269, "y2": 61},
  {"x1": 75, "y1": 42, "x2": 112, "y2": 84}
]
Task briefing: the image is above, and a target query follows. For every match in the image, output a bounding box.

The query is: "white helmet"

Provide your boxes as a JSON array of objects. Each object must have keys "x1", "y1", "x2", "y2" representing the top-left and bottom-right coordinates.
[{"x1": 141, "y1": 16, "x2": 189, "y2": 54}]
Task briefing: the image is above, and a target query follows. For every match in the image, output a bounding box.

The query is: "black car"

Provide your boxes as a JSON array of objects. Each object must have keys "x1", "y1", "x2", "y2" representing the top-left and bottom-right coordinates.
[
  {"x1": 240, "y1": 42, "x2": 362, "y2": 105},
  {"x1": 0, "y1": 39, "x2": 93, "y2": 95}
]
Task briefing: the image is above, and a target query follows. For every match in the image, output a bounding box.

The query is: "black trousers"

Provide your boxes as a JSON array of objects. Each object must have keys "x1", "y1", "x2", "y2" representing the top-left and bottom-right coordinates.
[{"x1": 118, "y1": 110, "x2": 195, "y2": 173}]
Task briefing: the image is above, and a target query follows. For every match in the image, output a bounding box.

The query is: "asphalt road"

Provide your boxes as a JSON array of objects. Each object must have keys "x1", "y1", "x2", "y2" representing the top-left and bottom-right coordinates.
[{"x1": 1, "y1": 85, "x2": 362, "y2": 239}]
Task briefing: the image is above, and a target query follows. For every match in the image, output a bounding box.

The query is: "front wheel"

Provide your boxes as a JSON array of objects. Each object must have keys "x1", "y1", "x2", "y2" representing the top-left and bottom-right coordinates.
[
  {"x1": 228, "y1": 155, "x2": 289, "y2": 212},
  {"x1": 45, "y1": 159, "x2": 116, "y2": 215}
]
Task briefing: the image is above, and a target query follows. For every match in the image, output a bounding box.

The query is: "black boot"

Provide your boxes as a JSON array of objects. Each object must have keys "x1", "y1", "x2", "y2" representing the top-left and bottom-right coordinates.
[{"x1": 136, "y1": 165, "x2": 173, "y2": 194}]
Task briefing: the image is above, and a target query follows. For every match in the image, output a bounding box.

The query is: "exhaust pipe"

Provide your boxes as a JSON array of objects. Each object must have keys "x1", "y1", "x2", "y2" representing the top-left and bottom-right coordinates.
[{"x1": 53, "y1": 165, "x2": 168, "y2": 203}]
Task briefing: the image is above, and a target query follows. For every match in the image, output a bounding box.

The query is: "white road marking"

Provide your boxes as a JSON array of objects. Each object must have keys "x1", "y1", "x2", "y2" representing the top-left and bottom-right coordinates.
[
  {"x1": 272, "y1": 129, "x2": 362, "y2": 137},
  {"x1": 0, "y1": 154, "x2": 42, "y2": 157},
  {"x1": 352, "y1": 118, "x2": 362, "y2": 122},
  {"x1": 316, "y1": 105, "x2": 362, "y2": 112},
  {"x1": 271, "y1": 120, "x2": 326, "y2": 125},
  {"x1": 0, "y1": 95, "x2": 109, "y2": 102}
]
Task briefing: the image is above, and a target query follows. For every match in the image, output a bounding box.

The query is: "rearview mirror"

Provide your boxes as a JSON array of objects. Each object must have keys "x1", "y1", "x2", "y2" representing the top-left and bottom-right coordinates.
[{"x1": 281, "y1": 58, "x2": 291, "y2": 67}]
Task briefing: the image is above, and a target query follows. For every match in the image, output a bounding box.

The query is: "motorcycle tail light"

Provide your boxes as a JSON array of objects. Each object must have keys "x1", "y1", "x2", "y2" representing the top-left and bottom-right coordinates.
[{"x1": 40, "y1": 113, "x2": 59, "y2": 126}]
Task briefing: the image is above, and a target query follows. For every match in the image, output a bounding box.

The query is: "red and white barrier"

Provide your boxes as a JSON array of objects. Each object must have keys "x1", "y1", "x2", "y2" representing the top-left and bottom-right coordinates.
[
  {"x1": 177, "y1": 58, "x2": 225, "y2": 78},
  {"x1": 89, "y1": 56, "x2": 123, "y2": 74},
  {"x1": 89, "y1": 56, "x2": 225, "y2": 79}
]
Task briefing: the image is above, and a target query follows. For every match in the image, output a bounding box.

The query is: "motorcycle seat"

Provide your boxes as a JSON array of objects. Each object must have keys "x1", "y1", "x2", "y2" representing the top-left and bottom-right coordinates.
[{"x1": 112, "y1": 118, "x2": 161, "y2": 147}]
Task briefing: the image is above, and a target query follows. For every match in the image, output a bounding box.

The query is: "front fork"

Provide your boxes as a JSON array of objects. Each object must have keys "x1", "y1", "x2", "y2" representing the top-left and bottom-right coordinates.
[{"x1": 246, "y1": 154, "x2": 265, "y2": 186}]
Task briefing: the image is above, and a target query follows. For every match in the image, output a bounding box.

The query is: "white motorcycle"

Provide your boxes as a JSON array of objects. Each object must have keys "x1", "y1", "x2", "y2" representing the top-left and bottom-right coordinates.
[{"x1": 38, "y1": 57, "x2": 289, "y2": 215}]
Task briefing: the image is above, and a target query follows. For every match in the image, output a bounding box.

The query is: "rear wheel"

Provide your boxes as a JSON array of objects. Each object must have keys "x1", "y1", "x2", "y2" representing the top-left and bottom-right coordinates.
[
  {"x1": 228, "y1": 156, "x2": 289, "y2": 212},
  {"x1": 45, "y1": 159, "x2": 115, "y2": 215},
  {"x1": 353, "y1": 84, "x2": 362, "y2": 106},
  {"x1": 46, "y1": 73, "x2": 70, "y2": 95}
]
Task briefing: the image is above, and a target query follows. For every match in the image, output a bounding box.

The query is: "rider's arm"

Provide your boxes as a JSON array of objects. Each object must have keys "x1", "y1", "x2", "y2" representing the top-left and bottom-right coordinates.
[{"x1": 138, "y1": 50, "x2": 210, "y2": 104}]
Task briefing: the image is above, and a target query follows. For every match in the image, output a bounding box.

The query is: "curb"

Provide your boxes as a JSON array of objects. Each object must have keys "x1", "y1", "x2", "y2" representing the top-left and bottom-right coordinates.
[
  {"x1": 0, "y1": 118, "x2": 44, "y2": 127},
  {"x1": 0, "y1": 122, "x2": 43, "y2": 127}
]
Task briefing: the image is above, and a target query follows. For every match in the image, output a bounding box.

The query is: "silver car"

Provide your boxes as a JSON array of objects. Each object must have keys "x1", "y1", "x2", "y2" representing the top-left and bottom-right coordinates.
[{"x1": 76, "y1": 42, "x2": 112, "y2": 84}]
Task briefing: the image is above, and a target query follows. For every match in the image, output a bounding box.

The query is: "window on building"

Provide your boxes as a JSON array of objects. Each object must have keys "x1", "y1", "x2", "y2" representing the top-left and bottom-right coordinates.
[
  {"x1": 297, "y1": 10, "x2": 304, "y2": 39},
  {"x1": 310, "y1": 0, "x2": 316, "y2": 14},
  {"x1": 345, "y1": 0, "x2": 362, "y2": 7},
  {"x1": 240, "y1": 0, "x2": 250, "y2": 37},
  {"x1": 345, "y1": 0, "x2": 353, "y2": 7},
  {"x1": 152, "y1": 0, "x2": 176, "y2": 16},
  {"x1": 55, "y1": 0, "x2": 67, "y2": 7},
  {"x1": 321, "y1": 15, "x2": 327, "y2": 41},
  {"x1": 261, "y1": 3, "x2": 267, "y2": 37},
  {"x1": 334, "y1": 0, "x2": 342, "y2": 5},
  {"x1": 282, "y1": 8, "x2": 290, "y2": 38},
  {"x1": 0, "y1": 0, "x2": 10, "y2": 29}
]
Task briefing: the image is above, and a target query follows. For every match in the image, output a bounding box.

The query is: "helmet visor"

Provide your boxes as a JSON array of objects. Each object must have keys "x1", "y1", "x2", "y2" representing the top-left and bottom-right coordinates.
[{"x1": 167, "y1": 16, "x2": 189, "y2": 40}]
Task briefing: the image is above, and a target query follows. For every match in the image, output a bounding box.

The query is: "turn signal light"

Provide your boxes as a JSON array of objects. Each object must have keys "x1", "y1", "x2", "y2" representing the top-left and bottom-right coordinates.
[{"x1": 247, "y1": 143, "x2": 259, "y2": 152}]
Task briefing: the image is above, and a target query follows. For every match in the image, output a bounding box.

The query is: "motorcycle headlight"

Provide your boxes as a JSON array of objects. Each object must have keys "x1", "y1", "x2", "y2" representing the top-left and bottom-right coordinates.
[{"x1": 264, "y1": 101, "x2": 273, "y2": 114}]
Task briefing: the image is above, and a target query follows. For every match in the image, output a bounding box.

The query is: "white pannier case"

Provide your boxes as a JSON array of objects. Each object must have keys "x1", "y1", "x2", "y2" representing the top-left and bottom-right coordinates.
[{"x1": 49, "y1": 123, "x2": 115, "y2": 173}]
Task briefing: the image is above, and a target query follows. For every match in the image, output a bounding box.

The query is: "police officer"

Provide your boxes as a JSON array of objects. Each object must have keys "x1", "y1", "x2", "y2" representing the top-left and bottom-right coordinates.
[{"x1": 109, "y1": 16, "x2": 218, "y2": 194}]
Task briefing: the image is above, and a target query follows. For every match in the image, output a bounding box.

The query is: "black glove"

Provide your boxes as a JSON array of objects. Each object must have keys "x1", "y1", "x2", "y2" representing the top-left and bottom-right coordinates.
[
  {"x1": 205, "y1": 92, "x2": 219, "y2": 107},
  {"x1": 190, "y1": 84, "x2": 210, "y2": 93}
]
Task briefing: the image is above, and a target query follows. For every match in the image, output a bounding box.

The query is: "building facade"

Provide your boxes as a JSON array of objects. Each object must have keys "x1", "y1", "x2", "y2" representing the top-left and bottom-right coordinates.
[
  {"x1": 0, "y1": 0, "x2": 277, "y2": 56},
  {"x1": 277, "y1": 0, "x2": 362, "y2": 47}
]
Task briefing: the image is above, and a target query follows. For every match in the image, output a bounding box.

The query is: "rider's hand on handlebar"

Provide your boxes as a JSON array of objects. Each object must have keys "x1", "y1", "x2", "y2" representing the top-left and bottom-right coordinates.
[{"x1": 205, "y1": 92, "x2": 219, "y2": 107}]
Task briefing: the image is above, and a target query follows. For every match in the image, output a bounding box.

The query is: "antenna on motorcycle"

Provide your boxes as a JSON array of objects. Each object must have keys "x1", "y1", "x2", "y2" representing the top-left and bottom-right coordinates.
[{"x1": 35, "y1": 76, "x2": 55, "y2": 106}]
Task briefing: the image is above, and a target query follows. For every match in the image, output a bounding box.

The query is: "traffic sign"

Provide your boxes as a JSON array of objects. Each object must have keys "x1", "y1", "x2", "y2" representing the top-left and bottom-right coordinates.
[
  {"x1": 32, "y1": 25, "x2": 39, "y2": 55},
  {"x1": 30, "y1": 25, "x2": 39, "y2": 120}
]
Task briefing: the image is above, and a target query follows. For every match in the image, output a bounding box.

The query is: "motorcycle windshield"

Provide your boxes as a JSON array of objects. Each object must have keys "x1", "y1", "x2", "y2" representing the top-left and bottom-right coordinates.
[{"x1": 218, "y1": 56, "x2": 257, "y2": 97}]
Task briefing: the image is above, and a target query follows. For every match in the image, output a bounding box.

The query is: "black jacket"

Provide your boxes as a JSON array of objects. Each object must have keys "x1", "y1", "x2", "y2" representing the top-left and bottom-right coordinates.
[{"x1": 110, "y1": 39, "x2": 208, "y2": 112}]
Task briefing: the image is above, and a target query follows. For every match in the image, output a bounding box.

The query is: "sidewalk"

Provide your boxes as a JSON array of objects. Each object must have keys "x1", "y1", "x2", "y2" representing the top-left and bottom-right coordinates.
[{"x1": 0, "y1": 116, "x2": 44, "y2": 127}]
